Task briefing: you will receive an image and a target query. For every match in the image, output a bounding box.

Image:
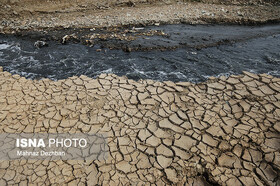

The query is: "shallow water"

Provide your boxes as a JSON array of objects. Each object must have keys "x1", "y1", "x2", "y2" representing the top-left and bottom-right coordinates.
[{"x1": 0, "y1": 24, "x2": 280, "y2": 82}]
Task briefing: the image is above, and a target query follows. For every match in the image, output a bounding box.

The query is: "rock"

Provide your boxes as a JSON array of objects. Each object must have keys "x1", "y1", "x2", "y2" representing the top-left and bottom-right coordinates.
[
  {"x1": 85, "y1": 39, "x2": 94, "y2": 46},
  {"x1": 61, "y1": 34, "x2": 79, "y2": 44},
  {"x1": 34, "y1": 41, "x2": 48, "y2": 48},
  {"x1": 126, "y1": 1, "x2": 135, "y2": 7},
  {"x1": 123, "y1": 45, "x2": 132, "y2": 52}
]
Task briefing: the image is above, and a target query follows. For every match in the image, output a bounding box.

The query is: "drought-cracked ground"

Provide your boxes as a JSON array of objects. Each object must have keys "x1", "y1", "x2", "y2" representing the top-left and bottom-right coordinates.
[{"x1": 0, "y1": 67, "x2": 279, "y2": 185}]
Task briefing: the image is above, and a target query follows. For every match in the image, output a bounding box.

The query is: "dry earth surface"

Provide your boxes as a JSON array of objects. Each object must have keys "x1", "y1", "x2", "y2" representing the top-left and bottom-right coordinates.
[
  {"x1": 1, "y1": 0, "x2": 280, "y2": 33},
  {"x1": 0, "y1": 0, "x2": 280, "y2": 185},
  {"x1": 0, "y1": 66, "x2": 279, "y2": 185}
]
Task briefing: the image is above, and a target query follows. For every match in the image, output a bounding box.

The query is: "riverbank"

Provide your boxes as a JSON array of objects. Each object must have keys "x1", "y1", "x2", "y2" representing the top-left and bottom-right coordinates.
[
  {"x1": 0, "y1": 67, "x2": 279, "y2": 185},
  {"x1": 1, "y1": 1, "x2": 280, "y2": 34}
]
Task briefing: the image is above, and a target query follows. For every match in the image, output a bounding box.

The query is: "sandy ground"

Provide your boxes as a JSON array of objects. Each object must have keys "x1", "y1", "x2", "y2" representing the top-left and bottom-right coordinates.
[{"x1": 0, "y1": 1, "x2": 280, "y2": 33}]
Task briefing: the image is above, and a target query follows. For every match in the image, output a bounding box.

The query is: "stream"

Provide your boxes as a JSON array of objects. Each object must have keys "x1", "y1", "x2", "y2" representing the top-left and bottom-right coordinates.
[{"x1": 0, "y1": 24, "x2": 279, "y2": 82}]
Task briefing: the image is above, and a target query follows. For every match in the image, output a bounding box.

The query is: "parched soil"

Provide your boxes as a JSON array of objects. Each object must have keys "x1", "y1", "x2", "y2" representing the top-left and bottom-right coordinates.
[
  {"x1": 0, "y1": 66, "x2": 279, "y2": 185},
  {"x1": 0, "y1": 1, "x2": 280, "y2": 185}
]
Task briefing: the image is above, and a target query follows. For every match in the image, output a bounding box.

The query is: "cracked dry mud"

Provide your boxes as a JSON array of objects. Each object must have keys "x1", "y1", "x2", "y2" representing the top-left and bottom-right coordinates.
[{"x1": 0, "y1": 66, "x2": 279, "y2": 185}]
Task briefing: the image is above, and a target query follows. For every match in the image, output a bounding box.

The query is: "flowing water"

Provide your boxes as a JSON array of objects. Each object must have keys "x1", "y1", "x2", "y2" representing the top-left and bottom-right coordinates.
[{"x1": 0, "y1": 24, "x2": 279, "y2": 82}]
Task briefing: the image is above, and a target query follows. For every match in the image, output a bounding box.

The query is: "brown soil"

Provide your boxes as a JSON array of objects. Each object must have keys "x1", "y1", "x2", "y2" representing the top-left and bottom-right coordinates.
[
  {"x1": 0, "y1": 66, "x2": 279, "y2": 185},
  {"x1": 0, "y1": 0, "x2": 280, "y2": 34},
  {"x1": 0, "y1": 1, "x2": 279, "y2": 185}
]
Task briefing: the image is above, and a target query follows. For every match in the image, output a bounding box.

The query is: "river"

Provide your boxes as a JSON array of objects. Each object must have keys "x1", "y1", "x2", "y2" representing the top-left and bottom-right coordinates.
[{"x1": 0, "y1": 24, "x2": 279, "y2": 82}]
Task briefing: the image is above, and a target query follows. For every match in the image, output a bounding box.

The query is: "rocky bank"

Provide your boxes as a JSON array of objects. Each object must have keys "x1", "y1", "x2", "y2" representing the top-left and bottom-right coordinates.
[
  {"x1": 0, "y1": 66, "x2": 279, "y2": 185},
  {"x1": 1, "y1": 0, "x2": 280, "y2": 34}
]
